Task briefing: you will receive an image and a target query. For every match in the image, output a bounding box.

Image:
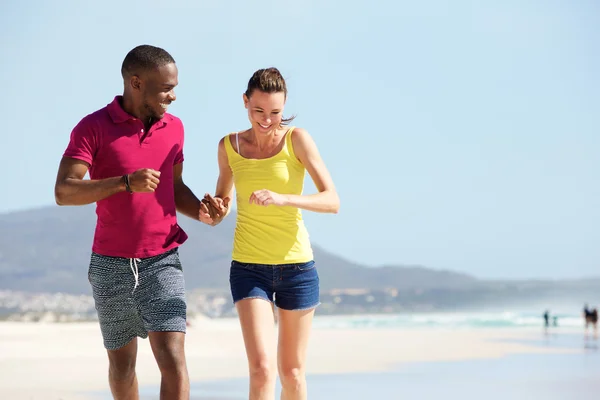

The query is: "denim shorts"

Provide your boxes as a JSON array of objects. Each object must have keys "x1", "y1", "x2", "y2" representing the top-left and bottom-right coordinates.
[{"x1": 229, "y1": 260, "x2": 320, "y2": 311}]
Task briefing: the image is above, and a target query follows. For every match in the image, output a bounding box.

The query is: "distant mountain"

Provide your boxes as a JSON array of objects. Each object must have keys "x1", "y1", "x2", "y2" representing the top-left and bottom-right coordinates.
[{"x1": 0, "y1": 205, "x2": 477, "y2": 294}]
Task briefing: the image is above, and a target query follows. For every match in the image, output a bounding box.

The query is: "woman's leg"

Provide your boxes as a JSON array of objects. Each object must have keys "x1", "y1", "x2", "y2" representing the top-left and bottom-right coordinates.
[
  {"x1": 277, "y1": 308, "x2": 316, "y2": 400},
  {"x1": 274, "y1": 261, "x2": 320, "y2": 400},
  {"x1": 236, "y1": 298, "x2": 278, "y2": 400}
]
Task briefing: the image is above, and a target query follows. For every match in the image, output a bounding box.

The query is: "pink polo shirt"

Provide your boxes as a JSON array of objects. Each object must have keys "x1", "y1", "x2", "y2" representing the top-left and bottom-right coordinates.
[{"x1": 63, "y1": 96, "x2": 188, "y2": 258}]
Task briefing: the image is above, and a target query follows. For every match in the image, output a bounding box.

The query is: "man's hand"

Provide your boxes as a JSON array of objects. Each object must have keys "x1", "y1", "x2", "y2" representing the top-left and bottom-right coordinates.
[
  {"x1": 199, "y1": 193, "x2": 230, "y2": 226},
  {"x1": 128, "y1": 169, "x2": 161, "y2": 192},
  {"x1": 249, "y1": 189, "x2": 287, "y2": 207}
]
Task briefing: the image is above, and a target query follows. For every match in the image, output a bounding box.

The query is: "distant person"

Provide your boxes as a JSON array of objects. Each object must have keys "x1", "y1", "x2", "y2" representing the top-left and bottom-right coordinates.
[
  {"x1": 201, "y1": 68, "x2": 340, "y2": 400},
  {"x1": 553, "y1": 316, "x2": 558, "y2": 327},
  {"x1": 543, "y1": 310, "x2": 550, "y2": 328},
  {"x1": 583, "y1": 304, "x2": 598, "y2": 339},
  {"x1": 54, "y1": 45, "x2": 215, "y2": 400}
]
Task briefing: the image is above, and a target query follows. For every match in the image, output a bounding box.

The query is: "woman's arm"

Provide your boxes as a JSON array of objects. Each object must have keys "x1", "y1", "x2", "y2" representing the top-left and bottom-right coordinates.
[
  {"x1": 250, "y1": 128, "x2": 340, "y2": 213},
  {"x1": 204, "y1": 136, "x2": 235, "y2": 225},
  {"x1": 287, "y1": 128, "x2": 339, "y2": 213}
]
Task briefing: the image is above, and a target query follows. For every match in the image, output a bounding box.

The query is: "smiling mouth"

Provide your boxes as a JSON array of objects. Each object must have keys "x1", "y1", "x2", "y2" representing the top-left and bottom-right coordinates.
[
  {"x1": 160, "y1": 103, "x2": 169, "y2": 110},
  {"x1": 259, "y1": 123, "x2": 271, "y2": 129}
]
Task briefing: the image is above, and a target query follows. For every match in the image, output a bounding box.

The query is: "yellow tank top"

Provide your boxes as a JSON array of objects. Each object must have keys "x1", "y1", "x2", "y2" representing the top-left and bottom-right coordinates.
[{"x1": 223, "y1": 127, "x2": 313, "y2": 264}]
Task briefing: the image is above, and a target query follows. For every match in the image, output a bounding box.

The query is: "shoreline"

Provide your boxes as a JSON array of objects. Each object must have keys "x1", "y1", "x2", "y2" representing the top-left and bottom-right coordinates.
[{"x1": 0, "y1": 318, "x2": 585, "y2": 400}]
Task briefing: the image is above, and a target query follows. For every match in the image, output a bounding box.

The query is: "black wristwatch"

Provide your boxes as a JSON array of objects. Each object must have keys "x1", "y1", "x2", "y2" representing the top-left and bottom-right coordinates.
[{"x1": 123, "y1": 174, "x2": 133, "y2": 194}]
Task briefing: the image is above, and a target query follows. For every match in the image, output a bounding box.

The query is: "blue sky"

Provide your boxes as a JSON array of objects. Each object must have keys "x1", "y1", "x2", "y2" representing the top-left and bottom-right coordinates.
[{"x1": 1, "y1": 0, "x2": 598, "y2": 279}]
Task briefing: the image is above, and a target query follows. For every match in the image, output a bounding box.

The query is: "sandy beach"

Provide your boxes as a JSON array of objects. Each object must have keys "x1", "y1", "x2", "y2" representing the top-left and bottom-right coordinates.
[{"x1": 0, "y1": 316, "x2": 580, "y2": 400}]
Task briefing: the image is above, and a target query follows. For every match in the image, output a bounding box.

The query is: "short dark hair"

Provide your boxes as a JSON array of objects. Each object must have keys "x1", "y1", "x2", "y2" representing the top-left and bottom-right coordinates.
[{"x1": 121, "y1": 45, "x2": 175, "y2": 78}]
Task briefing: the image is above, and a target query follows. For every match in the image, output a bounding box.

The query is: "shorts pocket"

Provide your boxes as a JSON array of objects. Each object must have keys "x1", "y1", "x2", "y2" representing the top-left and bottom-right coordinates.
[
  {"x1": 231, "y1": 260, "x2": 258, "y2": 270},
  {"x1": 296, "y1": 260, "x2": 316, "y2": 271}
]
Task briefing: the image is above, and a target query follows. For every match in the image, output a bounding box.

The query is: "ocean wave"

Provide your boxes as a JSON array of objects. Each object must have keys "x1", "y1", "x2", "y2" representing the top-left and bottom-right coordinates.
[{"x1": 313, "y1": 312, "x2": 585, "y2": 329}]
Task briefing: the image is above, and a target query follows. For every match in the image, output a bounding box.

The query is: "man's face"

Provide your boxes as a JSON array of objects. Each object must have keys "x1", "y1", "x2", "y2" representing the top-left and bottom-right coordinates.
[{"x1": 138, "y1": 63, "x2": 178, "y2": 120}]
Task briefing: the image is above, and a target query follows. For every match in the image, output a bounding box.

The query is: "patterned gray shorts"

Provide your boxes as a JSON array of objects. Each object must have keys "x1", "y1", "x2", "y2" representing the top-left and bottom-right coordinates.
[{"x1": 88, "y1": 248, "x2": 186, "y2": 350}]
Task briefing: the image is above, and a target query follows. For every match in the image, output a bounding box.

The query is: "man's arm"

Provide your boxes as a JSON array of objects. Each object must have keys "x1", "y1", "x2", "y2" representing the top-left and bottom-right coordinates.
[
  {"x1": 56, "y1": 117, "x2": 130, "y2": 206},
  {"x1": 54, "y1": 157, "x2": 127, "y2": 206},
  {"x1": 55, "y1": 157, "x2": 162, "y2": 206},
  {"x1": 173, "y1": 162, "x2": 203, "y2": 220}
]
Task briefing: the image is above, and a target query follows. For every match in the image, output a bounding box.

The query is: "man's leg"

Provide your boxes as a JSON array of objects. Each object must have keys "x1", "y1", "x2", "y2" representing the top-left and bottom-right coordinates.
[
  {"x1": 137, "y1": 249, "x2": 189, "y2": 400},
  {"x1": 89, "y1": 252, "x2": 145, "y2": 400},
  {"x1": 149, "y1": 332, "x2": 189, "y2": 400},
  {"x1": 107, "y1": 339, "x2": 139, "y2": 400}
]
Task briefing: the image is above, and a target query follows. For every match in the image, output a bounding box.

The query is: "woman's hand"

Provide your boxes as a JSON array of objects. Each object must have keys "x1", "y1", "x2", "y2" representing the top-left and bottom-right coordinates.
[{"x1": 249, "y1": 189, "x2": 287, "y2": 207}]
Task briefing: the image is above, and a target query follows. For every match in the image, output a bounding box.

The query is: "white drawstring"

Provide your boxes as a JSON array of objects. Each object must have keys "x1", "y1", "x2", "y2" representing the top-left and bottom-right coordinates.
[{"x1": 129, "y1": 258, "x2": 141, "y2": 293}]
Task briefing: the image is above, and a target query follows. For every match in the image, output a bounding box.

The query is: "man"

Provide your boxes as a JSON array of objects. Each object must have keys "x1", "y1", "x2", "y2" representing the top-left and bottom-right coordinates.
[{"x1": 54, "y1": 45, "x2": 215, "y2": 400}]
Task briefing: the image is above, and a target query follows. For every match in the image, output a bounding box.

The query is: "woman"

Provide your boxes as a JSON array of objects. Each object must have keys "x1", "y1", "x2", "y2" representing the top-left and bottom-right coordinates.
[{"x1": 202, "y1": 67, "x2": 339, "y2": 400}]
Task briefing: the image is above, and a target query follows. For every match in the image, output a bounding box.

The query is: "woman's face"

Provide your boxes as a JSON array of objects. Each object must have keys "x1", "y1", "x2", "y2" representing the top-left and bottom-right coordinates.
[{"x1": 244, "y1": 90, "x2": 286, "y2": 134}]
